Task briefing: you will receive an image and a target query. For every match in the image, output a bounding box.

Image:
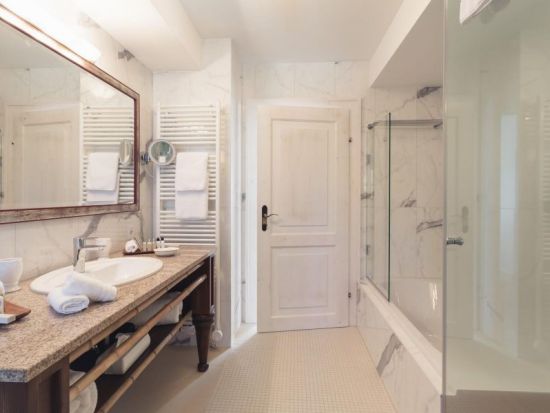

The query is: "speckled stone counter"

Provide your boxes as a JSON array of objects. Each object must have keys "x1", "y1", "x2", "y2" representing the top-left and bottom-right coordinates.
[{"x1": 0, "y1": 245, "x2": 214, "y2": 383}]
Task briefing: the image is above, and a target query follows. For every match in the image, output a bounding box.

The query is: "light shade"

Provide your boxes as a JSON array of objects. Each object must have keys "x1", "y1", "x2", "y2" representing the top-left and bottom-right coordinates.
[{"x1": 0, "y1": 0, "x2": 101, "y2": 62}]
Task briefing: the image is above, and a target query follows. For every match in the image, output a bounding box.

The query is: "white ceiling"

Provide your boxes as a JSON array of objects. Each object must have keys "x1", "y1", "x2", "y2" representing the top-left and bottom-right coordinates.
[
  {"x1": 179, "y1": 0, "x2": 404, "y2": 62},
  {"x1": 371, "y1": 0, "x2": 444, "y2": 87},
  {"x1": 78, "y1": 0, "x2": 203, "y2": 71}
]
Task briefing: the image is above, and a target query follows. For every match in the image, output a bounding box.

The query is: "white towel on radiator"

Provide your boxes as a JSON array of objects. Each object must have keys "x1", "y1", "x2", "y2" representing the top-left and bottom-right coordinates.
[
  {"x1": 175, "y1": 190, "x2": 209, "y2": 220},
  {"x1": 86, "y1": 173, "x2": 120, "y2": 204},
  {"x1": 460, "y1": 0, "x2": 493, "y2": 23},
  {"x1": 48, "y1": 288, "x2": 89, "y2": 315},
  {"x1": 175, "y1": 152, "x2": 209, "y2": 191},
  {"x1": 63, "y1": 272, "x2": 117, "y2": 302},
  {"x1": 86, "y1": 152, "x2": 119, "y2": 191},
  {"x1": 174, "y1": 152, "x2": 209, "y2": 220}
]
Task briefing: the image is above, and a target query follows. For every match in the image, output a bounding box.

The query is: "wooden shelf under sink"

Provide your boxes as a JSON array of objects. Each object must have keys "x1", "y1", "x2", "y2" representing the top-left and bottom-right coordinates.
[{"x1": 94, "y1": 306, "x2": 192, "y2": 413}]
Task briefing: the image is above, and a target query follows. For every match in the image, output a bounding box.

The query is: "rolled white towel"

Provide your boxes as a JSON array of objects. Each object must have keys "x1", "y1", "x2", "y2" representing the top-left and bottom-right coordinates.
[
  {"x1": 63, "y1": 273, "x2": 117, "y2": 303},
  {"x1": 48, "y1": 288, "x2": 89, "y2": 315},
  {"x1": 124, "y1": 239, "x2": 139, "y2": 254},
  {"x1": 69, "y1": 370, "x2": 98, "y2": 413},
  {"x1": 76, "y1": 379, "x2": 97, "y2": 413}
]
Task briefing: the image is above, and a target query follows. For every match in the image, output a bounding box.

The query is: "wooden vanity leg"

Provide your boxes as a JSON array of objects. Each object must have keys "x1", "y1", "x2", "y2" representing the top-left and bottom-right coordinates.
[
  {"x1": 192, "y1": 313, "x2": 214, "y2": 372},
  {"x1": 192, "y1": 258, "x2": 215, "y2": 372}
]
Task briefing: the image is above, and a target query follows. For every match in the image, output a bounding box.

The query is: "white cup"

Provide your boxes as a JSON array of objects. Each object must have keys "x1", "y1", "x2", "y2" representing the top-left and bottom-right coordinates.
[{"x1": 0, "y1": 258, "x2": 23, "y2": 293}]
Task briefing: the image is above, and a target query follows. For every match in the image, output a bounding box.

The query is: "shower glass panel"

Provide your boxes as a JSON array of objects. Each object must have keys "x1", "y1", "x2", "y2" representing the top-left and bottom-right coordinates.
[
  {"x1": 365, "y1": 113, "x2": 391, "y2": 299},
  {"x1": 445, "y1": 0, "x2": 550, "y2": 409}
]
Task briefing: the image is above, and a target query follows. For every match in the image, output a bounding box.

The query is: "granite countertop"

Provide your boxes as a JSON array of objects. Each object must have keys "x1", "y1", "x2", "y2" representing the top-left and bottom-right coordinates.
[{"x1": 0, "y1": 245, "x2": 214, "y2": 383}]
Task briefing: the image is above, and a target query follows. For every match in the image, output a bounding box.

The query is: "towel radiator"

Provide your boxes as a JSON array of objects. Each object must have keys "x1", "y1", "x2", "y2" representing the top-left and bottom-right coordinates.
[
  {"x1": 154, "y1": 104, "x2": 220, "y2": 246},
  {"x1": 80, "y1": 106, "x2": 135, "y2": 204}
]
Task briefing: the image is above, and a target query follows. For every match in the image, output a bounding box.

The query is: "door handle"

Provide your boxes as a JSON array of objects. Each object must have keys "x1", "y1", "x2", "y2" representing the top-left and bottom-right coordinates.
[
  {"x1": 262, "y1": 205, "x2": 278, "y2": 231},
  {"x1": 446, "y1": 237, "x2": 464, "y2": 246}
]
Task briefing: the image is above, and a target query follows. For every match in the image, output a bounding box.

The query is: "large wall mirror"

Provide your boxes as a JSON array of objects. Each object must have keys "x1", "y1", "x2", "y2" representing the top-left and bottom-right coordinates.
[{"x1": 0, "y1": 5, "x2": 139, "y2": 224}]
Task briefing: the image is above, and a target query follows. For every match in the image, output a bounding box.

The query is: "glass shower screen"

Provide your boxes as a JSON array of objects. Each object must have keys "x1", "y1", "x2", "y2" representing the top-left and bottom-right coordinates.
[{"x1": 445, "y1": 0, "x2": 550, "y2": 410}]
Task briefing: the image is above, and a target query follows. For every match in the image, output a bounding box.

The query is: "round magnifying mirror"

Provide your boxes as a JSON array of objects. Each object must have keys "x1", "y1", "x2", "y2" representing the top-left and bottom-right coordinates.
[{"x1": 148, "y1": 140, "x2": 176, "y2": 166}]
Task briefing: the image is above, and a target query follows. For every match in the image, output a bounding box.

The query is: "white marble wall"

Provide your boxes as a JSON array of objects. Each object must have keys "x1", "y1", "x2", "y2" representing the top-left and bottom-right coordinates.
[
  {"x1": 154, "y1": 39, "x2": 237, "y2": 347},
  {"x1": 242, "y1": 61, "x2": 371, "y2": 101},
  {"x1": 0, "y1": 3, "x2": 154, "y2": 280},
  {"x1": 362, "y1": 86, "x2": 444, "y2": 348}
]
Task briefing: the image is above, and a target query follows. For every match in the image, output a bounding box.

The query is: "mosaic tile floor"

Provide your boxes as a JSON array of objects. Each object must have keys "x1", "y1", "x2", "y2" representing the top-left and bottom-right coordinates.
[
  {"x1": 206, "y1": 328, "x2": 395, "y2": 413},
  {"x1": 112, "y1": 326, "x2": 395, "y2": 413}
]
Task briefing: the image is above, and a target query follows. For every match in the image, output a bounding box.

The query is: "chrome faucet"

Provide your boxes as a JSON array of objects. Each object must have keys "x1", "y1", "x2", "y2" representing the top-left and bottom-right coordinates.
[{"x1": 73, "y1": 237, "x2": 105, "y2": 273}]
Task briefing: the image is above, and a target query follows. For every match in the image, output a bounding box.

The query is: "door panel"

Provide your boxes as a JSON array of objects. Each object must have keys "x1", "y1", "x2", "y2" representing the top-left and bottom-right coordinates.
[{"x1": 258, "y1": 106, "x2": 350, "y2": 332}]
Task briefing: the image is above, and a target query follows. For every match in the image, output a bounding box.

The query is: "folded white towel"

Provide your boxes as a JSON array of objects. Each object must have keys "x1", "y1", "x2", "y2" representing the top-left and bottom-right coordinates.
[
  {"x1": 130, "y1": 292, "x2": 183, "y2": 327},
  {"x1": 175, "y1": 152, "x2": 209, "y2": 191},
  {"x1": 96, "y1": 333, "x2": 151, "y2": 375},
  {"x1": 48, "y1": 288, "x2": 89, "y2": 315},
  {"x1": 175, "y1": 190, "x2": 209, "y2": 220},
  {"x1": 86, "y1": 152, "x2": 119, "y2": 191},
  {"x1": 86, "y1": 173, "x2": 120, "y2": 204},
  {"x1": 69, "y1": 370, "x2": 97, "y2": 413},
  {"x1": 460, "y1": 0, "x2": 492, "y2": 23},
  {"x1": 63, "y1": 273, "x2": 117, "y2": 303}
]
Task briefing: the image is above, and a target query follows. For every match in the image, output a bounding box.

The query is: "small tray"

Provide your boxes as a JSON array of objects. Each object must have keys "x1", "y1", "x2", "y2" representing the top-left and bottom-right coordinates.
[
  {"x1": 123, "y1": 249, "x2": 155, "y2": 256},
  {"x1": 5, "y1": 301, "x2": 31, "y2": 321}
]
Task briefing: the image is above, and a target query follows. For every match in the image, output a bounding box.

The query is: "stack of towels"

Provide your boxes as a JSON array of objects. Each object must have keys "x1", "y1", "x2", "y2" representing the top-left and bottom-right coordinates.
[
  {"x1": 86, "y1": 152, "x2": 120, "y2": 204},
  {"x1": 175, "y1": 152, "x2": 209, "y2": 220},
  {"x1": 48, "y1": 273, "x2": 117, "y2": 315},
  {"x1": 70, "y1": 370, "x2": 97, "y2": 413}
]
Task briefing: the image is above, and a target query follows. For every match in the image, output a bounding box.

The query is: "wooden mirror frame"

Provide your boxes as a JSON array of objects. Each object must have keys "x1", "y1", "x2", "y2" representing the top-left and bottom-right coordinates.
[{"x1": 0, "y1": 5, "x2": 140, "y2": 224}]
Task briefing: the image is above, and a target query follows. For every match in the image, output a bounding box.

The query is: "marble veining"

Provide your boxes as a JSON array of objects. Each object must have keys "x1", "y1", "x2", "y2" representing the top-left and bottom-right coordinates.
[
  {"x1": 417, "y1": 219, "x2": 443, "y2": 233},
  {"x1": 0, "y1": 246, "x2": 213, "y2": 383},
  {"x1": 357, "y1": 283, "x2": 441, "y2": 413},
  {"x1": 377, "y1": 333, "x2": 403, "y2": 375}
]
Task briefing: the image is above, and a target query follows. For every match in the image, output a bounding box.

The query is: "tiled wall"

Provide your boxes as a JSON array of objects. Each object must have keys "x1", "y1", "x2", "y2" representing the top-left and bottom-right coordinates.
[
  {"x1": 0, "y1": 4, "x2": 154, "y2": 280},
  {"x1": 362, "y1": 86, "x2": 444, "y2": 348}
]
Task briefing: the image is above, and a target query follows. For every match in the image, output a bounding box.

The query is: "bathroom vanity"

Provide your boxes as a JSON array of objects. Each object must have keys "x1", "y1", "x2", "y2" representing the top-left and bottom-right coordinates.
[{"x1": 0, "y1": 246, "x2": 215, "y2": 413}]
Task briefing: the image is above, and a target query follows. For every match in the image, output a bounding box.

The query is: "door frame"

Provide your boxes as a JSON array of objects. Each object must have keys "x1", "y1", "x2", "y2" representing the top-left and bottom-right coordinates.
[{"x1": 243, "y1": 98, "x2": 361, "y2": 327}]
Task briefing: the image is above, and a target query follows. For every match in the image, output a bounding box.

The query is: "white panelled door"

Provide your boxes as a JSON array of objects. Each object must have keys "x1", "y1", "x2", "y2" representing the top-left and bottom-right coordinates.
[{"x1": 257, "y1": 106, "x2": 350, "y2": 332}]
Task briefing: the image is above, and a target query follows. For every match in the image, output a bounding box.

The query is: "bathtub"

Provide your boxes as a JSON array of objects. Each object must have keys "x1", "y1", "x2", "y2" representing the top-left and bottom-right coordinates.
[{"x1": 357, "y1": 281, "x2": 442, "y2": 413}]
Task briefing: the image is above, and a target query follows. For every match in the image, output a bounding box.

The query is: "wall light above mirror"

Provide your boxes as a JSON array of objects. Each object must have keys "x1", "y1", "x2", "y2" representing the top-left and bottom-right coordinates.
[{"x1": 0, "y1": 4, "x2": 140, "y2": 224}]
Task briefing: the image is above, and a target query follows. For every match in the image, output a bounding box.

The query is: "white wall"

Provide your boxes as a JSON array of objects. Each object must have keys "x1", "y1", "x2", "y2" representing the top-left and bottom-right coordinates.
[
  {"x1": 241, "y1": 60, "x2": 370, "y2": 324},
  {"x1": 154, "y1": 39, "x2": 237, "y2": 347},
  {"x1": 0, "y1": 1, "x2": 154, "y2": 280}
]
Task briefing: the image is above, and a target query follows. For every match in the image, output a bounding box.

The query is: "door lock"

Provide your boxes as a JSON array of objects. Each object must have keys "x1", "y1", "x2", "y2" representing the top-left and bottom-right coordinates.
[
  {"x1": 446, "y1": 237, "x2": 464, "y2": 246},
  {"x1": 262, "y1": 205, "x2": 278, "y2": 231}
]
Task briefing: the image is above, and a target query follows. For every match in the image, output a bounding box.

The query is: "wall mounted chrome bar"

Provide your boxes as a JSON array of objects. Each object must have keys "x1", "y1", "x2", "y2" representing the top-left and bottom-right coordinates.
[{"x1": 367, "y1": 119, "x2": 443, "y2": 130}]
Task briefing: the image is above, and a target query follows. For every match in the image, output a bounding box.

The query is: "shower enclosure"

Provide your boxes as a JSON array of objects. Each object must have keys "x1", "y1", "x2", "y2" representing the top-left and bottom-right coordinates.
[
  {"x1": 445, "y1": 0, "x2": 550, "y2": 410},
  {"x1": 364, "y1": 88, "x2": 444, "y2": 350}
]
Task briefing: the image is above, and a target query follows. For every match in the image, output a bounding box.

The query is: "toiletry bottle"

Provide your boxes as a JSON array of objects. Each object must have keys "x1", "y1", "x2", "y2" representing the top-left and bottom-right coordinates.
[{"x1": 0, "y1": 281, "x2": 5, "y2": 314}]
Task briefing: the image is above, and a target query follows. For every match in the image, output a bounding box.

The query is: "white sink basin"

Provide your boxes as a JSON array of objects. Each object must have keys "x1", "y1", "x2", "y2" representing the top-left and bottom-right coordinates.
[{"x1": 30, "y1": 257, "x2": 164, "y2": 294}]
